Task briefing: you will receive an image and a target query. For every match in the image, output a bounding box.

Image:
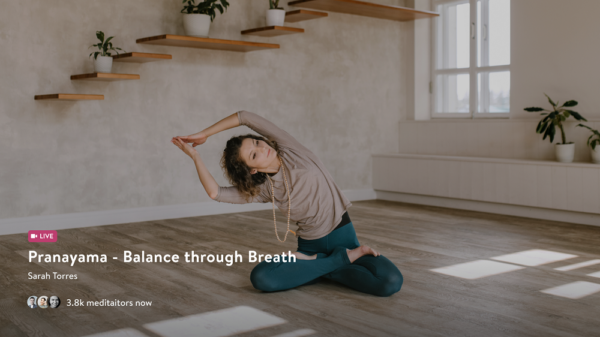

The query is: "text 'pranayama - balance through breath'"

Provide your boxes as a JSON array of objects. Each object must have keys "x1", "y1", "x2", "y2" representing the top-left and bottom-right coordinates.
[{"x1": 28, "y1": 250, "x2": 297, "y2": 267}]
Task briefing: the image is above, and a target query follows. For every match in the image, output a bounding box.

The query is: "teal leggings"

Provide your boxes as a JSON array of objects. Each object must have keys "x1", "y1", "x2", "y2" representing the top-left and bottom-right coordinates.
[{"x1": 250, "y1": 223, "x2": 403, "y2": 297}]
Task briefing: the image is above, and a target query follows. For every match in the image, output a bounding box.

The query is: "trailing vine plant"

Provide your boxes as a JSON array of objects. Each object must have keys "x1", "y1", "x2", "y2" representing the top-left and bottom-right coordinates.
[{"x1": 577, "y1": 124, "x2": 600, "y2": 150}]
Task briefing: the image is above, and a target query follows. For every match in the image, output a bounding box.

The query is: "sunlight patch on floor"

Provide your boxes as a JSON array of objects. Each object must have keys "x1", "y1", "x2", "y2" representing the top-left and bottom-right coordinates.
[
  {"x1": 144, "y1": 306, "x2": 286, "y2": 337},
  {"x1": 540, "y1": 281, "x2": 600, "y2": 299},
  {"x1": 491, "y1": 249, "x2": 577, "y2": 266},
  {"x1": 554, "y1": 259, "x2": 600, "y2": 271}
]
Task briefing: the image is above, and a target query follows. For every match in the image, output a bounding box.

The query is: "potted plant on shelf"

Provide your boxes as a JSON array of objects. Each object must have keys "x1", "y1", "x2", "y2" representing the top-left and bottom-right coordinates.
[
  {"x1": 267, "y1": 0, "x2": 285, "y2": 26},
  {"x1": 181, "y1": 0, "x2": 230, "y2": 38},
  {"x1": 577, "y1": 124, "x2": 600, "y2": 164},
  {"x1": 89, "y1": 31, "x2": 124, "y2": 73},
  {"x1": 525, "y1": 94, "x2": 587, "y2": 163}
]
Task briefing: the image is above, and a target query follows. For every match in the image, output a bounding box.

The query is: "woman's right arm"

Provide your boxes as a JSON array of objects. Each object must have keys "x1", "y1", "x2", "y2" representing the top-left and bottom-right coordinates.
[
  {"x1": 172, "y1": 136, "x2": 268, "y2": 204},
  {"x1": 191, "y1": 152, "x2": 219, "y2": 200},
  {"x1": 172, "y1": 137, "x2": 219, "y2": 199},
  {"x1": 190, "y1": 152, "x2": 269, "y2": 204}
]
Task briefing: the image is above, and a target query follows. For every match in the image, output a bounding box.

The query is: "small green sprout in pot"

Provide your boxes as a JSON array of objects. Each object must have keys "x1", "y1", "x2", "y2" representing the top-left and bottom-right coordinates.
[
  {"x1": 181, "y1": 0, "x2": 230, "y2": 37},
  {"x1": 267, "y1": 0, "x2": 285, "y2": 26},
  {"x1": 89, "y1": 31, "x2": 124, "y2": 73}
]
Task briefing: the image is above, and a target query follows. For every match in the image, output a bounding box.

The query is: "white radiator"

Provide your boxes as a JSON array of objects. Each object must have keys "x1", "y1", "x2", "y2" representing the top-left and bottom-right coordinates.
[{"x1": 372, "y1": 154, "x2": 600, "y2": 215}]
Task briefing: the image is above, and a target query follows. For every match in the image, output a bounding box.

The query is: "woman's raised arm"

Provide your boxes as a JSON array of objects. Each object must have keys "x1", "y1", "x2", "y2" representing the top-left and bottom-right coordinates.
[
  {"x1": 178, "y1": 113, "x2": 240, "y2": 147},
  {"x1": 171, "y1": 137, "x2": 219, "y2": 199}
]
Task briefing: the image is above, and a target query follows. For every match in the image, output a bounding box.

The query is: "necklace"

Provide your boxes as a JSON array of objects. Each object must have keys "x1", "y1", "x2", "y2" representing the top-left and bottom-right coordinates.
[{"x1": 266, "y1": 156, "x2": 296, "y2": 242}]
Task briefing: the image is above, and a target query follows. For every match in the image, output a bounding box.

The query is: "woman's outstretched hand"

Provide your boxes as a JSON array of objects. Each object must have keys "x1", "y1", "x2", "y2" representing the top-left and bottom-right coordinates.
[
  {"x1": 171, "y1": 137, "x2": 199, "y2": 159},
  {"x1": 177, "y1": 132, "x2": 208, "y2": 147}
]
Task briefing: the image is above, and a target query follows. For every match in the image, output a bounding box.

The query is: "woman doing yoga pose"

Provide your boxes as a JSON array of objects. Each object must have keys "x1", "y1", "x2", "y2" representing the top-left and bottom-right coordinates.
[{"x1": 171, "y1": 111, "x2": 403, "y2": 297}]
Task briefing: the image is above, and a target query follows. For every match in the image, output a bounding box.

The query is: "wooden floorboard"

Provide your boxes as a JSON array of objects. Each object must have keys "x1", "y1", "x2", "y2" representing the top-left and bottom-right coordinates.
[{"x1": 1, "y1": 200, "x2": 600, "y2": 336}]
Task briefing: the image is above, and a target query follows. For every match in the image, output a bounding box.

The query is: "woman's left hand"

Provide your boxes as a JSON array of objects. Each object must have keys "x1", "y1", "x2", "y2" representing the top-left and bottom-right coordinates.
[{"x1": 171, "y1": 137, "x2": 198, "y2": 159}]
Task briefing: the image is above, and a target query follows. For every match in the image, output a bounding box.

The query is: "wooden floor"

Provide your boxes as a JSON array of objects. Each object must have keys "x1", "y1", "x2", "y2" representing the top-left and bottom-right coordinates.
[{"x1": 2, "y1": 200, "x2": 600, "y2": 336}]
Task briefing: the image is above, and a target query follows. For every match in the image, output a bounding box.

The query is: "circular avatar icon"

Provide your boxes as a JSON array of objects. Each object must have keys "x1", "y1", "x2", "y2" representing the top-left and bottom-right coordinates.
[
  {"x1": 37, "y1": 296, "x2": 49, "y2": 309},
  {"x1": 27, "y1": 296, "x2": 37, "y2": 309},
  {"x1": 49, "y1": 296, "x2": 61, "y2": 308}
]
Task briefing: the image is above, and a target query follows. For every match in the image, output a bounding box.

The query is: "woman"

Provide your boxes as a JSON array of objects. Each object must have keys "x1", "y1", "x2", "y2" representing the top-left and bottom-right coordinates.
[
  {"x1": 49, "y1": 296, "x2": 61, "y2": 308},
  {"x1": 38, "y1": 296, "x2": 48, "y2": 308},
  {"x1": 172, "y1": 111, "x2": 403, "y2": 297}
]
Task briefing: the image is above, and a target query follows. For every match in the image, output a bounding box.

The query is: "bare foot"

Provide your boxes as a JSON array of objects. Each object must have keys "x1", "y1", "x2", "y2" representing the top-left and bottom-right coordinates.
[
  {"x1": 293, "y1": 252, "x2": 317, "y2": 260},
  {"x1": 346, "y1": 245, "x2": 380, "y2": 263}
]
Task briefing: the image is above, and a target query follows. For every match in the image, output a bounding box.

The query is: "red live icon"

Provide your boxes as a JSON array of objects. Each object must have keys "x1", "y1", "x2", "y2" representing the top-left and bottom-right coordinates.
[{"x1": 28, "y1": 230, "x2": 58, "y2": 242}]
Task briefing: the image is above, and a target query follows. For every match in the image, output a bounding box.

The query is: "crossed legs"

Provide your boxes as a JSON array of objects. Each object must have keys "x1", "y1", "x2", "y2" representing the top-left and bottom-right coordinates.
[{"x1": 250, "y1": 224, "x2": 403, "y2": 297}]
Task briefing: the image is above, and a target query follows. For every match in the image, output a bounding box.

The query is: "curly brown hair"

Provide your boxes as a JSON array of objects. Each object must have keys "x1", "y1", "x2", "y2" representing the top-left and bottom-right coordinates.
[{"x1": 220, "y1": 134, "x2": 280, "y2": 202}]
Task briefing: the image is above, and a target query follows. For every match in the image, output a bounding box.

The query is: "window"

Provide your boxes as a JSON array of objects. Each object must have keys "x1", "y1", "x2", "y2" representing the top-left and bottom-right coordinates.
[{"x1": 432, "y1": 0, "x2": 510, "y2": 118}]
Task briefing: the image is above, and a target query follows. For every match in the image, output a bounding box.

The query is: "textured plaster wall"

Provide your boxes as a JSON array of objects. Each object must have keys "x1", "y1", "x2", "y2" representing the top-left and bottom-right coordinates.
[{"x1": 0, "y1": 0, "x2": 409, "y2": 219}]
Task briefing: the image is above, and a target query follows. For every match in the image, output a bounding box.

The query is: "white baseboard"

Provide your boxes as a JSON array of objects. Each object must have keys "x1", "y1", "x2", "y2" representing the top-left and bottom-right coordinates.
[
  {"x1": 376, "y1": 191, "x2": 600, "y2": 227},
  {"x1": 0, "y1": 189, "x2": 376, "y2": 236},
  {"x1": 344, "y1": 188, "x2": 378, "y2": 201}
]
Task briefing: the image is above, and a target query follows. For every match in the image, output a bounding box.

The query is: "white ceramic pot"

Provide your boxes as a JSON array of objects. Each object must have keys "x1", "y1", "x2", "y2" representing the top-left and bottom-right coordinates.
[
  {"x1": 266, "y1": 9, "x2": 286, "y2": 26},
  {"x1": 591, "y1": 146, "x2": 600, "y2": 164},
  {"x1": 183, "y1": 13, "x2": 211, "y2": 37},
  {"x1": 94, "y1": 56, "x2": 113, "y2": 73},
  {"x1": 555, "y1": 143, "x2": 575, "y2": 163}
]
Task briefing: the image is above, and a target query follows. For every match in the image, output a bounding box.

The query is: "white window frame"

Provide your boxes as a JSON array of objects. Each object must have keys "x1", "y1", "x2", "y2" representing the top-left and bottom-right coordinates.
[{"x1": 431, "y1": 0, "x2": 510, "y2": 119}]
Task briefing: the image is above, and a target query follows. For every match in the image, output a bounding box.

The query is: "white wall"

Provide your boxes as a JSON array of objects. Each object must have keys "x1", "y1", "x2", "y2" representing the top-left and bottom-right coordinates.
[
  {"x1": 398, "y1": 119, "x2": 600, "y2": 162},
  {"x1": 400, "y1": 0, "x2": 600, "y2": 162},
  {"x1": 511, "y1": 0, "x2": 600, "y2": 119},
  {"x1": 387, "y1": 0, "x2": 600, "y2": 222},
  {"x1": 406, "y1": 0, "x2": 600, "y2": 120}
]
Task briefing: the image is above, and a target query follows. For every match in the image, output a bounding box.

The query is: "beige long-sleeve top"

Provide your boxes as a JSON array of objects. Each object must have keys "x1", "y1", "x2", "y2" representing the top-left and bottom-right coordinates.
[{"x1": 214, "y1": 111, "x2": 352, "y2": 240}]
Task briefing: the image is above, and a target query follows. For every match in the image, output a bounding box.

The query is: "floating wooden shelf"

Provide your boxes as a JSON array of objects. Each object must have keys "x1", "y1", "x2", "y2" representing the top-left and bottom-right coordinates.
[
  {"x1": 136, "y1": 35, "x2": 279, "y2": 52},
  {"x1": 70, "y1": 73, "x2": 140, "y2": 81},
  {"x1": 286, "y1": 9, "x2": 329, "y2": 22},
  {"x1": 34, "y1": 94, "x2": 104, "y2": 101},
  {"x1": 288, "y1": 0, "x2": 439, "y2": 21},
  {"x1": 112, "y1": 52, "x2": 172, "y2": 63},
  {"x1": 241, "y1": 26, "x2": 304, "y2": 37}
]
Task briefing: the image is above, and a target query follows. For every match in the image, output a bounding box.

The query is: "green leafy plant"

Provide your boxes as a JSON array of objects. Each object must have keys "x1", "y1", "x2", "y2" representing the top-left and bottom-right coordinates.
[
  {"x1": 269, "y1": 0, "x2": 283, "y2": 9},
  {"x1": 577, "y1": 124, "x2": 600, "y2": 150},
  {"x1": 88, "y1": 31, "x2": 123, "y2": 60},
  {"x1": 524, "y1": 94, "x2": 587, "y2": 144},
  {"x1": 181, "y1": 0, "x2": 230, "y2": 21}
]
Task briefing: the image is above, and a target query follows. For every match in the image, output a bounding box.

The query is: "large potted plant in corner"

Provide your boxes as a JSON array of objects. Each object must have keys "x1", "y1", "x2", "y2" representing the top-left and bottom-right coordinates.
[
  {"x1": 181, "y1": 0, "x2": 230, "y2": 38},
  {"x1": 89, "y1": 31, "x2": 124, "y2": 73},
  {"x1": 525, "y1": 94, "x2": 587, "y2": 163},
  {"x1": 267, "y1": 0, "x2": 285, "y2": 26},
  {"x1": 577, "y1": 124, "x2": 600, "y2": 164}
]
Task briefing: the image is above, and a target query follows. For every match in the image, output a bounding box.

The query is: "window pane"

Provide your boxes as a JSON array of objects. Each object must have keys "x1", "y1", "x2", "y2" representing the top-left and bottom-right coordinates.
[
  {"x1": 436, "y1": 73, "x2": 470, "y2": 113},
  {"x1": 436, "y1": 1, "x2": 470, "y2": 69},
  {"x1": 488, "y1": 0, "x2": 510, "y2": 66},
  {"x1": 478, "y1": 71, "x2": 510, "y2": 113}
]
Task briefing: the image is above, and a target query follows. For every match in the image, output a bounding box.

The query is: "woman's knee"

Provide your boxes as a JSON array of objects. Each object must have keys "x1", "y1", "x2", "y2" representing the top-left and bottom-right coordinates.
[
  {"x1": 250, "y1": 262, "x2": 281, "y2": 292},
  {"x1": 376, "y1": 267, "x2": 403, "y2": 297}
]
